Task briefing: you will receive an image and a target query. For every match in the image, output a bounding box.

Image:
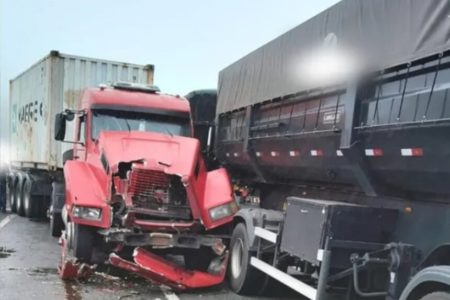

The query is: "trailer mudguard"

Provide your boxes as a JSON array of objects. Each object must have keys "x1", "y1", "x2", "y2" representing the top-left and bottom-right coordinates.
[
  {"x1": 233, "y1": 208, "x2": 284, "y2": 248},
  {"x1": 25, "y1": 171, "x2": 53, "y2": 197},
  {"x1": 399, "y1": 266, "x2": 450, "y2": 300},
  {"x1": 63, "y1": 160, "x2": 110, "y2": 228}
]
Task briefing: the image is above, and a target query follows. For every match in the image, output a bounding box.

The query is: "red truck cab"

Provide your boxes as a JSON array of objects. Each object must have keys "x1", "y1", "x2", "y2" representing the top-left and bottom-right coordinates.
[{"x1": 54, "y1": 83, "x2": 236, "y2": 289}]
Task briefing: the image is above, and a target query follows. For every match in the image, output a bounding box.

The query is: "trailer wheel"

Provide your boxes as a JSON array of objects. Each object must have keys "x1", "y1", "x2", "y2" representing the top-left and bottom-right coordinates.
[
  {"x1": 71, "y1": 223, "x2": 94, "y2": 263},
  {"x1": 228, "y1": 223, "x2": 265, "y2": 295},
  {"x1": 9, "y1": 180, "x2": 16, "y2": 213},
  {"x1": 23, "y1": 178, "x2": 39, "y2": 218},
  {"x1": 15, "y1": 180, "x2": 25, "y2": 216},
  {"x1": 420, "y1": 292, "x2": 450, "y2": 300},
  {"x1": 50, "y1": 212, "x2": 64, "y2": 237}
]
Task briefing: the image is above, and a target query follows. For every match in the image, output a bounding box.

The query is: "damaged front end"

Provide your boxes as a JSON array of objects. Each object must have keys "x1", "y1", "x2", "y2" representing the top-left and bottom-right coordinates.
[{"x1": 59, "y1": 156, "x2": 232, "y2": 290}]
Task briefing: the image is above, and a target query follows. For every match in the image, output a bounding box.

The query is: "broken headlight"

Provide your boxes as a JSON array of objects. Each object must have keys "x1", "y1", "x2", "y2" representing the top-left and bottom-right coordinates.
[
  {"x1": 72, "y1": 206, "x2": 102, "y2": 220},
  {"x1": 209, "y1": 201, "x2": 238, "y2": 221}
]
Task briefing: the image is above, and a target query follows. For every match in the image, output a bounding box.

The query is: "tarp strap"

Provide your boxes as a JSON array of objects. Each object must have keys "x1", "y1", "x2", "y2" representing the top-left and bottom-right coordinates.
[
  {"x1": 424, "y1": 53, "x2": 444, "y2": 119},
  {"x1": 397, "y1": 63, "x2": 412, "y2": 121}
]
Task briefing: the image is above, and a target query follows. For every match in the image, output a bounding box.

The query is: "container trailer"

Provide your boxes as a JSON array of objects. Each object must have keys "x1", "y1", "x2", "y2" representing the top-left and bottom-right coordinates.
[
  {"x1": 190, "y1": 0, "x2": 450, "y2": 299},
  {"x1": 8, "y1": 51, "x2": 154, "y2": 230}
]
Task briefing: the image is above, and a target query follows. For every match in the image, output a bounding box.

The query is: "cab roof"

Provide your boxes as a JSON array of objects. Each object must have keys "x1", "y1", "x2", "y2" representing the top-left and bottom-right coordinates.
[{"x1": 81, "y1": 87, "x2": 190, "y2": 113}]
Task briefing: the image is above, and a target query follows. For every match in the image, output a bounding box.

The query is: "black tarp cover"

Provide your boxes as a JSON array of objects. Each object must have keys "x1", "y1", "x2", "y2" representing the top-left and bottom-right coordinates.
[{"x1": 217, "y1": 0, "x2": 450, "y2": 114}]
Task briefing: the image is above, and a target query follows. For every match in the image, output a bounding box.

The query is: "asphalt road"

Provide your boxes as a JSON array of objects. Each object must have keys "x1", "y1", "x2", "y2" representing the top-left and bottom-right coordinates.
[{"x1": 0, "y1": 213, "x2": 291, "y2": 300}]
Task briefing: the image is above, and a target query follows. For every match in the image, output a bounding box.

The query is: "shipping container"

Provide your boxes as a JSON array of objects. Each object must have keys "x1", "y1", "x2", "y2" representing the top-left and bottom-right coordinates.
[
  {"x1": 7, "y1": 51, "x2": 154, "y2": 220},
  {"x1": 9, "y1": 50, "x2": 154, "y2": 169}
]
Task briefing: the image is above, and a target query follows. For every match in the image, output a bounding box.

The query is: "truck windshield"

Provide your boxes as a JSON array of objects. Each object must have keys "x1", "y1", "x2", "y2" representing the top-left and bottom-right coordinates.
[{"x1": 92, "y1": 109, "x2": 191, "y2": 140}]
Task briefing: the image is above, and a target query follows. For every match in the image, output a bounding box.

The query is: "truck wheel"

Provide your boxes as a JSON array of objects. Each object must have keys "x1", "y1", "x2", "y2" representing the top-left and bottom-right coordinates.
[
  {"x1": 9, "y1": 181, "x2": 16, "y2": 213},
  {"x1": 71, "y1": 223, "x2": 94, "y2": 263},
  {"x1": 420, "y1": 292, "x2": 450, "y2": 300},
  {"x1": 23, "y1": 178, "x2": 39, "y2": 218},
  {"x1": 15, "y1": 180, "x2": 25, "y2": 216},
  {"x1": 50, "y1": 212, "x2": 64, "y2": 237},
  {"x1": 228, "y1": 223, "x2": 266, "y2": 295}
]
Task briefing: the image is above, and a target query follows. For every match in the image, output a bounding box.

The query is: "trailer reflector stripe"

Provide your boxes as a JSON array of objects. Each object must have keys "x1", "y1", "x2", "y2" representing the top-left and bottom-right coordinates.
[
  {"x1": 226, "y1": 153, "x2": 230, "y2": 157},
  {"x1": 255, "y1": 226, "x2": 278, "y2": 244},
  {"x1": 336, "y1": 150, "x2": 343, "y2": 157},
  {"x1": 270, "y1": 151, "x2": 280, "y2": 157},
  {"x1": 289, "y1": 150, "x2": 300, "y2": 157},
  {"x1": 310, "y1": 149, "x2": 324, "y2": 157},
  {"x1": 255, "y1": 151, "x2": 262, "y2": 157},
  {"x1": 365, "y1": 148, "x2": 383, "y2": 156},
  {"x1": 250, "y1": 257, "x2": 317, "y2": 300},
  {"x1": 233, "y1": 152, "x2": 239, "y2": 157},
  {"x1": 401, "y1": 148, "x2": 423, "y2": 156}
]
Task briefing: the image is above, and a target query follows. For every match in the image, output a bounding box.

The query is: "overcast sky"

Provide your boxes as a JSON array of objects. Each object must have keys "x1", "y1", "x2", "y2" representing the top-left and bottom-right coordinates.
[{"x1": 0, "y1": 0, "x2": 339, "y2": 143}]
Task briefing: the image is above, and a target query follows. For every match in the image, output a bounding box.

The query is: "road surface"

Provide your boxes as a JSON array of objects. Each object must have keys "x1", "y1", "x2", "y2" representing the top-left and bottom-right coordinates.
[{"x1": 0, "y1": 213, "x2": 292, "y2": 300}]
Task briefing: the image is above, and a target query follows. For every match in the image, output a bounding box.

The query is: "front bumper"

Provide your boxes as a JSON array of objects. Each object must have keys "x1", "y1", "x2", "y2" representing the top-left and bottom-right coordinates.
[
  {"x1": 109, "y1": 247, "x2": 229, "y2": 290},
  {"x1": 101, "y1": 228, "x2": 227, "y2": 250}
]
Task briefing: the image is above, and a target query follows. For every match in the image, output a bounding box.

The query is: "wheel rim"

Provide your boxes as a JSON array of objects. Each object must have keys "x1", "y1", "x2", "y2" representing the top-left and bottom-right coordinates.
[
  {"x1": 24, "y1": 188, "x2": 30, "y2": 213},
  {"x1": 15, "y1": 186, "x2": 22, "y2": 211},
  {"x1": 231, "y1": 238, "x2": 244, "y2": 279},
  {"x1": 66, "y1": 222, "x2": 74, "y2": 250},
  {"x1": 10, "y1": 185, "x2": 15, "y2": 208}
]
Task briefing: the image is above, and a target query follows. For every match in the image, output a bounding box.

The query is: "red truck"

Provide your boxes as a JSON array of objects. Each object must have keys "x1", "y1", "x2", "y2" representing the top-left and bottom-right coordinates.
[{"x1": 53, "y1": 82, "x2": 237, "y2": 289}]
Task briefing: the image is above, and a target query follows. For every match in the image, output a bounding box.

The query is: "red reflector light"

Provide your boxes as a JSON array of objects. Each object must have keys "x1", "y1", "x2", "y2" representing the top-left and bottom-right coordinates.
[
  {"x1": 401, "y1": 148, "x2": 423, "y2": 157},
  {"x1": 365, "y1": 148, "x2": 383, "y2": 157},
  {"x1": 310, "y1": 149, "x2": 324, "y2": 157}
]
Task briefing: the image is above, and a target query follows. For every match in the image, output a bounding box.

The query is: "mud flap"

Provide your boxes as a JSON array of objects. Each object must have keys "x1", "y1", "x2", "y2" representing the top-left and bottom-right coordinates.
[{"x1": 109, "y1": 247, "x2": 229, "y2": 290}]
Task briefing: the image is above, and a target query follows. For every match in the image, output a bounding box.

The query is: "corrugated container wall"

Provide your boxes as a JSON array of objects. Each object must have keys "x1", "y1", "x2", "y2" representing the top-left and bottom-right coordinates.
[{"x1": 9, "y1": 51, "x2": 154, "y2": 169}]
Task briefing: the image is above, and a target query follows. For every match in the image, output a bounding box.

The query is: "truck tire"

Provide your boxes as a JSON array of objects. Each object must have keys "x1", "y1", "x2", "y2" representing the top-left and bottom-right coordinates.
[
  {"x1": 15, "y1": 180, "x2": 25, "y2": 216},
  {"x1": 9, "y1": 181, "x2": 16, "y2": 213},
  {"x1": 420, "y1": 292, "x2": 450, "y2": 300},
  {"x1": 71, "y1": 224, "x2": 94, "y2": 263},
  {"x1": 23, "y1": 178, "x2": 39, "y2": 218},
  {"x1": 228, "y1": 223, "x2": 266, "y2": 295},
  {"x1": 50, "y1": 212, "x2": 64, "y2": 237}
]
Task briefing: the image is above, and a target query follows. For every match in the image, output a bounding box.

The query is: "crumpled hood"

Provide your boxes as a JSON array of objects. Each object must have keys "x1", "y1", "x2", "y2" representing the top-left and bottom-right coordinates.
[{"x1": 98, "y1": 131, "x2": 199, "y2": 176}]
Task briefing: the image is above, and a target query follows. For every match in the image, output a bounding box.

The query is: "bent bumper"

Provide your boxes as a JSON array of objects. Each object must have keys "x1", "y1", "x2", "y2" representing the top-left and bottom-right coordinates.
[
  {"x1": 103, "y1": 229, "x2": 227, "y2": 251},
  {"x1": 109, "y1": 247, "x2": 228, "y2": 290}
]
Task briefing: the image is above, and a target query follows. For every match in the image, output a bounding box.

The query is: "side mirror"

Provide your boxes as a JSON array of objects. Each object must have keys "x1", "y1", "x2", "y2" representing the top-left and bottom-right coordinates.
[{"x1": 54, "y1": 113, "x2": 66, "y2": 141}]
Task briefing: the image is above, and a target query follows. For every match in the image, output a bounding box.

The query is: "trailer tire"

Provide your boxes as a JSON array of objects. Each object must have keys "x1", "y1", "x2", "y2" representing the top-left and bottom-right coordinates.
[
  {"x1": 419, "y1": 292, "x2": 450, "y2": 300},
  {"x1": 23, "y1": 178, "x2": 39, "y2": 218},
  {"x1": 15, "y1": 180, "x2": 25, "y2": 216},
  {"x1": 9, "y1": 180, "x2": 16, "y2": 213},
  {"x1": 50, "y1": 212, "x2": 64, "y2": 237},
  {"x1": 71, "y1": 224, "x2": 94, "y2": 263},
  {"x1": 228, "y1": 223, "x2": 265, "y2": 295}
]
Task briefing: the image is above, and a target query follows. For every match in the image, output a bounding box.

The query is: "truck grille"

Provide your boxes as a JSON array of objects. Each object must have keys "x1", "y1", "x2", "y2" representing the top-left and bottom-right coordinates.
[
  {"x1": 129, "y1": 169, "x2": 170, "y2": 204},
  {"x1": 128, "y1": 169, "x2": 191, "y2": 220}
]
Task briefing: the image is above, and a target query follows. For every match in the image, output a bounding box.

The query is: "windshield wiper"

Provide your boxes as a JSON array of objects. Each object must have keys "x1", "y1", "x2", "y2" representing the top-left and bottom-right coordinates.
[
  {"x1": 163, "y1": 126, "x2": 174, "y2": 138},
  {"x1": 124, "y1": 118, "x2": 131, "y2": 133}
]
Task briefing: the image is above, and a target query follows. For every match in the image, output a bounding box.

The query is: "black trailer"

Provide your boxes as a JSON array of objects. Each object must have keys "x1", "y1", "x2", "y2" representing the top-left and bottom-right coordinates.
[{"x1": 189, "y1": 0, "x2": 450, "y2": 299}]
